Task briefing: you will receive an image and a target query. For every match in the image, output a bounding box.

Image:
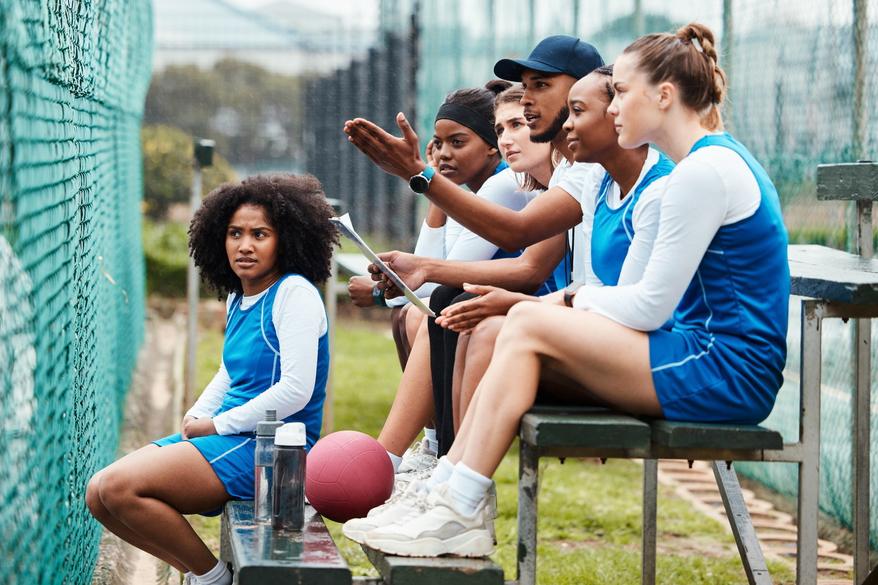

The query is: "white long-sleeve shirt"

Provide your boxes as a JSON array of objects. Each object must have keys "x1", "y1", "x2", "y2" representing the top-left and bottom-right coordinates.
[
  {"x1": 186, "y1": 276, "x2": 328, "y2": 434},
  {"x1": 572, "y1": 144, "x2": 761, "y2": 330}
]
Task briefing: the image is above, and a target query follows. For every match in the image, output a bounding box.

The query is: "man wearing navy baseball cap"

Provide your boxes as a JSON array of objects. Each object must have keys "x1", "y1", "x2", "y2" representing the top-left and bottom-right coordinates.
[{"x1": 494, "y1": 35, "x2": 604, "y2": 145}]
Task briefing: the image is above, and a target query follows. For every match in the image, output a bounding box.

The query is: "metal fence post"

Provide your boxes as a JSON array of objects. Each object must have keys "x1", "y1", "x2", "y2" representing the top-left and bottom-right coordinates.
[{"x1": 185, "y1": 139, "x2": 214, "y2": 412}]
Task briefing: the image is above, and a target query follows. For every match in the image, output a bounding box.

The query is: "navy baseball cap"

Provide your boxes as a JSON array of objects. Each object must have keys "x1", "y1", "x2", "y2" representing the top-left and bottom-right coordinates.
[{"x1": 494, "y1": 35, "x2": 604, "y2": 81}]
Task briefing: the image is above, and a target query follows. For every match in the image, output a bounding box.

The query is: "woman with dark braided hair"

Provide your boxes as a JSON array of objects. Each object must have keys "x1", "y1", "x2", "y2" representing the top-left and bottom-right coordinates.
[{"x1": 86, "y1": 174, "x2": 338, "y2": 585}]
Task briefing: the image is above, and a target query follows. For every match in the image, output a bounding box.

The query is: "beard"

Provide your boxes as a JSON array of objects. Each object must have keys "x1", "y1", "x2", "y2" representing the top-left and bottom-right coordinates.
[{"x1": 530, "y1": 106, "x2": 569, "y2": 143}]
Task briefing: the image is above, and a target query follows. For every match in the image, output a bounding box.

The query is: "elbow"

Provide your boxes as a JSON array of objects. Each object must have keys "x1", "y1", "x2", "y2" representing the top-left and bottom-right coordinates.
[{"x1": 495, "y1": 234, "x2": 524, "y2": 253}]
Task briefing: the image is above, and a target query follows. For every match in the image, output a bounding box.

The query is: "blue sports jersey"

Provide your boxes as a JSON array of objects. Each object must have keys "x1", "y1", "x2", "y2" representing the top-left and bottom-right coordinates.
[
  {"x1": 218, "y1": 273, "x2": 329, "y2": 448},
  {"x1": 591, "y1": 153, "x2": 675, "y2": 286},
  {"x1": 649, "y1": 133, "x2": 790, "y2": 423}
]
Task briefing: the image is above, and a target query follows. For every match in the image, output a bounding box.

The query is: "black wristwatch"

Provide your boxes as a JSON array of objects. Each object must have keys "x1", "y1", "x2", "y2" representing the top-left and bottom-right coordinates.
[
  {"x1": 409, "y1": 165, "x2": 435, "y2": 194},
  {"x1": 563, "y1": 281, "x2": 584, "y2": 308}
]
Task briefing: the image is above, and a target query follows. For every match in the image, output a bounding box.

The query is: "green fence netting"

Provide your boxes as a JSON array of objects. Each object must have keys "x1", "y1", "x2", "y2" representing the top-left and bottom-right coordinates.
[{"x1": 0, "y1": 2, "x2": 152, "y2": 584}]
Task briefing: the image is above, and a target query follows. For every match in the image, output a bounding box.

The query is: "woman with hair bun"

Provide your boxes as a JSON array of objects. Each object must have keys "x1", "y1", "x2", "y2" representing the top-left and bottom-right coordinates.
[{"x1": 357, "y1": 22, "x2": 789, "y2": 559}]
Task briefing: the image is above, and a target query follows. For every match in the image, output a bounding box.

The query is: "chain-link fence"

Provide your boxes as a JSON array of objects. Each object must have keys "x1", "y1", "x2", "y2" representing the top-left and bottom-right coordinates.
[
  {"x1": 301, "y1": 19, "x2": 420, "y2": 247},
  {"x1": 302, "y1": 0, "x2": 878, "y2": 548},
  {"x1": 0, "y1": 2, "x2": 152, "y2": 584}
]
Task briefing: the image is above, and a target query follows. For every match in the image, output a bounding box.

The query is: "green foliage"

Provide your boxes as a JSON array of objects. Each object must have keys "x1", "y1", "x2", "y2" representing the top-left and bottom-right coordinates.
[
  {"x1": 144, "y1": 58, "x2": 303, "y2": 167},
  {"x1": 142, "y1": 124, "x2": 236, "y2": 219},
  {"x1": 143, "y1": 219, "x2": 189, "y2": 297}
]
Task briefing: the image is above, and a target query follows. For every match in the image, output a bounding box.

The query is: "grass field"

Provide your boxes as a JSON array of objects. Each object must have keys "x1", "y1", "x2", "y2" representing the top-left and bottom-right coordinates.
[{"x1": 189, "y1": 316, "x2": 796, "y2": 584}]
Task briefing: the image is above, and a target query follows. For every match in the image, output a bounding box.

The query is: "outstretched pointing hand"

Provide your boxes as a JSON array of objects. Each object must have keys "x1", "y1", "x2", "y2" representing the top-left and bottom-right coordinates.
[{"x1": 343, "y1": 113, "x2": 425, "y2": 180}]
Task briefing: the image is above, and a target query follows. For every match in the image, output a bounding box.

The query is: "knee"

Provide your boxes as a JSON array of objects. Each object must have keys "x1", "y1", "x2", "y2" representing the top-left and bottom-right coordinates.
[
  {"x1": 497, "y1": 303, "x2": 541, "y2": 343},
  {"x1": 96, "y1": 467, "x2": 139, "y2": 514},
  {"x1": 471, "y1": 316, "x2": 504, "y2": 346}
]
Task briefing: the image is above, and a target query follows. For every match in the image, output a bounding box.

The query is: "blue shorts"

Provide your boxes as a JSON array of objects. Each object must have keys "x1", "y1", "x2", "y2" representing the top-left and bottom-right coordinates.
[
  {"x1": 153, "y1": 432, "x2": 256, "y2": 514},
  {"x1": 648, "y1": 328, "x2": 781, "y2": 424}
]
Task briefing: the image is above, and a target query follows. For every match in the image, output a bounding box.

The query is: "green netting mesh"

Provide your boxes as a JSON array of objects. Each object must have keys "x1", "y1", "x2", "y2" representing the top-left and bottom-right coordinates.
[
  {"x1": 0, "y1": 2, "x2": 152, "y2": 584},
  {"x1": 406, "y1": 0, "x2": 878, "y2": 548}
]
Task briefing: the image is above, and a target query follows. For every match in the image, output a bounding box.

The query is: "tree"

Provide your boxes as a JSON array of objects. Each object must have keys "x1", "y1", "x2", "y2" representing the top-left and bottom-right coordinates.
[
  {"x1": 144, "y1": 59, "x2": 304, "y2": 167},
  {"x1": 141, "y1": 124, "x2": 236, "y2": 219}
]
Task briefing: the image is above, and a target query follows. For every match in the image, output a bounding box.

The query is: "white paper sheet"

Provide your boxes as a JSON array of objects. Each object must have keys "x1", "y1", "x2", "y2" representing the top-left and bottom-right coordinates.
[{"x1": 330, "y1": 214, "x2": 436, "y2": 317}]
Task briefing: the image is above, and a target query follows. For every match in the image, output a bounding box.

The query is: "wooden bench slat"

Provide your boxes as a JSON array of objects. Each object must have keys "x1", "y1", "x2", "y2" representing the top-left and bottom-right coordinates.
[
  {"x1": 789, "y1": 245, "x2": 878, "y2": 304},
  {"x1": 223, "y1": 501, "x2": 351, "y2": 585},
  {"x1": 521, "y1": 411, "x2": 651, "y2": 450},
  {"x1": 816, "y1": 162, "x2": 878, "y2": 201},
  {"x1": 360, "y1": 545, "x2": 504, "y2": 585},
  {"x1": 650, "y1": 420, "x2": 783, "y2": 451}
]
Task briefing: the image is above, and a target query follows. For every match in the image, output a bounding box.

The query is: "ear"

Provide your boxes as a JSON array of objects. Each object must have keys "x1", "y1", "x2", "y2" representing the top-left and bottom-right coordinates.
[
  {"x1": 656, "y1": 82, "x2": 675, "y2": 111},
  {"x1": 487, "y1": 146, "x2": 499, "y2": 157}
]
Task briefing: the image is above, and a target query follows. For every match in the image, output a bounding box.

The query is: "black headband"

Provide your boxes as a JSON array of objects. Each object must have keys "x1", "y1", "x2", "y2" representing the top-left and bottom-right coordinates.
[{"x1": 435, "y1": 103, "x2": 498, "y2": 149}]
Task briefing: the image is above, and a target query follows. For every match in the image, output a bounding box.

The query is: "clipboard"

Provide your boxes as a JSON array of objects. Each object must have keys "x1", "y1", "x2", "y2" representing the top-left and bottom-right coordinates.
[{"x1": 330, "y1": 214, "x2": 436, "y2": 318}]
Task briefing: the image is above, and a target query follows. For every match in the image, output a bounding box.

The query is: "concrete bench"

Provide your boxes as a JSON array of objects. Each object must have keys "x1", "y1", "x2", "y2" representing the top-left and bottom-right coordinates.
[
  {"x1": 360, "y1": 545, "x2": 504, "y2": 585},
  {"x1": 220, "y1": 499, "x2": 504, "y2": 585},
  {"x1": 220, "y1": 501, "x2": 352, "y2": 585}
]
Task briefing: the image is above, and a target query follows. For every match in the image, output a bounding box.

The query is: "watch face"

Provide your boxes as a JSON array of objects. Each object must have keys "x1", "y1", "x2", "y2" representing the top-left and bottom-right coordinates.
[{"x1": 409, "y1": 174, "x2": 429, "y2": 194}]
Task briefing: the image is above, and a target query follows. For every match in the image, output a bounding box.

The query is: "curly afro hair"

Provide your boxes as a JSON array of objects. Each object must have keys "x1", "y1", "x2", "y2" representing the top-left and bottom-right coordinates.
[{"x1": 188, "y1": 173, "x2": 339, "y2": 297}]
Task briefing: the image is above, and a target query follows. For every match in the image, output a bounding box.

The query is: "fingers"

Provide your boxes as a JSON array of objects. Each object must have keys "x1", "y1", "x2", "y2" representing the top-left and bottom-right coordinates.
[
  {"x1": 377, "y1": 251, "x2": 397, "y2": 262},
  {"x1": 396, "y1": 112, "x2": 420, "y2": 147},
  {"x1": 438, "y1": 314, "x2": 483, "y2": 333},
  {"x1": 462, "y1": 283, "x2": 495, "y2": 296}
]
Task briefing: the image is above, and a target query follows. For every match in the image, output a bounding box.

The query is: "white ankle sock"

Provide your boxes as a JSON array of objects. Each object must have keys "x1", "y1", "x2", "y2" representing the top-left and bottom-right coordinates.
[
  {"x1": 448, "y1": 462, "x2": 492, "y2": 516},
  {"x1": 425, "y1": 455, "x2": 455, "y2": 489},
  {"x1": 423, "y1": 428, "x2": 439, "y2": 454},
  {"x1": 195, "y1": 560, "x2": 231, "y2": 585},
  {"x1": 387, "y1": 450, "x2": 403, "y2": 473}
]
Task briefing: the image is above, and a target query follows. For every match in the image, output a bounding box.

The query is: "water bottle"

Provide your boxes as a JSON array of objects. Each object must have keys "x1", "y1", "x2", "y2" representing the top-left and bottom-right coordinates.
[
  {"x1": 272, "y1": 422, "x2": 307, "y2": 531},
  {"x1": 253, "y1": 410, "x2": 283, "y2": 524}
]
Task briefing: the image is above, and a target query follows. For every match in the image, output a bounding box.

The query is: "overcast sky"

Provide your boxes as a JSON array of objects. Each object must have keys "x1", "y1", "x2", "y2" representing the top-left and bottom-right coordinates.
[{"x1": 226, "y1": 0, "x2": 378, "y2": 28}]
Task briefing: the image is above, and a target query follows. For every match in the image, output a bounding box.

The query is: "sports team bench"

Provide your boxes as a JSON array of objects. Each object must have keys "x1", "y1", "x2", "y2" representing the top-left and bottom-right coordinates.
[
  {"x1": 220, "y1": 499, "x2": 504, "y2": 584},
  {"x1": 222, "y1": 163, "x2": 878, "y2": 585}
]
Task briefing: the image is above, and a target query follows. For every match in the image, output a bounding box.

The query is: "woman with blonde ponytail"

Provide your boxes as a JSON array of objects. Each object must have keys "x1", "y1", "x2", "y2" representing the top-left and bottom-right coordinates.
[{"x1": 354, "y1": 23, "x2": 790, "y2": 560}]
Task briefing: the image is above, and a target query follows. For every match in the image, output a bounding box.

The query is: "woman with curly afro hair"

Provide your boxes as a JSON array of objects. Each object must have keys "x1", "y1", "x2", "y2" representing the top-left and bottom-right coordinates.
[{"x1": 86, "y1": 174, "x2": 339, "y2": 585}]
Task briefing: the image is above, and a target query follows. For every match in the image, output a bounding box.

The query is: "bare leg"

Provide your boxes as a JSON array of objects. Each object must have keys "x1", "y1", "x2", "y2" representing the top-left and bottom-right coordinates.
[
  {"x1": 377, "y1": 317, "x2": 436, "y2": 456},
  {"x1": 90, "y1": 441, "x2": 232, "y2": 574},
  {"x1": 452, "y1": 303, "x2": 660, "y2": 477},
  {"x1": 404, "y1": 306, "x2": 426, "y2": 349},
  {"x1": 86, "y1": 446, "x2": 188, "y2": 572},
  {"x1": 454, "y1": 317, "x2": 506, "y2": 431},
  {"x1": 450, "y1": 332, "x2": 470, "y2": 433},
  {"x1": 390, "y1": 305, "x2": 411, "y2": 369}
]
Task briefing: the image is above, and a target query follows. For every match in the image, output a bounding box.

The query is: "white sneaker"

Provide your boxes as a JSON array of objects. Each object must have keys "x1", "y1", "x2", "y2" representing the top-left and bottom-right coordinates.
[
  {"x1": 342, "y1": 479, "x2": 430, "y2": 544},
  {"x1": 397, "y1": 437, "x2": 438, "y2": 476},
  {"x1": 363, "y1": 483, "x2": 495, "y2": 558}
]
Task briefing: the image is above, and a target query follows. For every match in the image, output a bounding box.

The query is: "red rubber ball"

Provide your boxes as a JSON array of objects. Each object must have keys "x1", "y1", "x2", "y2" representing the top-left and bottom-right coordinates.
[{"x1": 305, "y1": 430, "x2": 394, "y2": 523}]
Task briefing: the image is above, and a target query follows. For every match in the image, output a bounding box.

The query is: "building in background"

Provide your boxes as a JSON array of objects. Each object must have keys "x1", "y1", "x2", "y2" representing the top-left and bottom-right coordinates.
[{"x1": 152, "y1": 0, "x2": 375, "y2": 76}]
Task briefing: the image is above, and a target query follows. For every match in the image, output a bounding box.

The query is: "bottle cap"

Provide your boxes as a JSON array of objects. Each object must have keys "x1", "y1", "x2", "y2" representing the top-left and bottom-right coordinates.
[
  {"x1": 274, "y1": 422, "x2": 307, "y2": 447},
  {"x1": 257, "y1": 410, "x2": 284, "y2": 436},
  {"x1": 257, "y1": 419, "x2": 284, "y2": 436}
]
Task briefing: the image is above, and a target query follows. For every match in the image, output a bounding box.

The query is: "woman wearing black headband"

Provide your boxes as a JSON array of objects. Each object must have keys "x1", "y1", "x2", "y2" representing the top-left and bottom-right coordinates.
[{"x1": 344, "y1": 80, "x2": 547, "y2": 477}]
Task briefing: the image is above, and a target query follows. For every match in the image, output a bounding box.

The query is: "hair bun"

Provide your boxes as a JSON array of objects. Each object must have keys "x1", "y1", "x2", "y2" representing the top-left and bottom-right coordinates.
[
  {"x1": 484, "y1": 79, "x2": 513, "y2": 95},
  {"x1": 675, "y1": 23, "x2": 718, "y2": 61}
]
